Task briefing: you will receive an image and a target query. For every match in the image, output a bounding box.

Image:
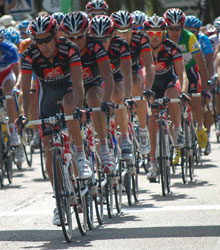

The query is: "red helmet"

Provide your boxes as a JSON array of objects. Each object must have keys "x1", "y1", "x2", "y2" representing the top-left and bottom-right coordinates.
[
  {"x1": 110, "y1": 10, "x2": 133, "y2": 30},
  {"x1": 163, "y1": 8, "x2": 185, "y2": 26},
  {"x1": 29, "y1": 15, "x2": 57, "y2": 36},
  {"x1": 89, "y1": 15, "x2": 114, "y2": 38},
  {"x1": 61, "y1": 12, "x2": 89, "y2": 36}
]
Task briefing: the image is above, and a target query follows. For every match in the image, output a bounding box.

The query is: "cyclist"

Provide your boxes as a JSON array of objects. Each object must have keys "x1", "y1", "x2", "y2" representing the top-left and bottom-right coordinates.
[
  {"x1": 16, "y1": 15, "x2": 92, "y2": 225},
  {"x1": 89, "y1": 15, "x2": 133, "y2": 160},
  {"x1": 17, "y1": 19, "x2": 30, "y2": 40},
  {"x1": 110, "y1": 10, "x2": 155, "y2": 156},
  {"x1": 132, "y1": 10, "x2": 147, "y2": 31},
  {"x1": 0, "y1": 25, "x2": 24, "y2": 163},
  {"x1": 185, "y1": 15, "x2": 214, "y2": 155},
  {"x1": 61, "y1": 11, "x2": 115, "y2": 173},
  {"x1": 144, "y1": 14, "x2": 187, "y2": 181},
  {"x1": 85, "y1": 0, "x2": 109, "y2": 19},
  {"x1": 210, "y1": 17, "x2": 220, "y2": 136},
  {"x1": 164, "y1": 8, "x2": 209, "y2": 165}
]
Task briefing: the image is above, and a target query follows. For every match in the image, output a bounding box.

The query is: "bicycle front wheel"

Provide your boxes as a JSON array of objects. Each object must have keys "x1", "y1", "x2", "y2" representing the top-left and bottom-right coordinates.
[
  {"x1": 22, "y1": 128, "x2": 33, "y2": 167},
  {"x1": 52, "y1": 147, "x2": 73, "y2": 243},
  {"x1": 40, "y1": 140, "x2": 47, "y2": 180}
]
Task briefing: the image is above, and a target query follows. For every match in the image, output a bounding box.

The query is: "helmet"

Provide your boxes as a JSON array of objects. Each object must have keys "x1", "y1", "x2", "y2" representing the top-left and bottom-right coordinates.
[
  {"x1": 132, "y1": 10, "x2": 147, "y2": 25},
  {"x1": 4, "y1": 27, "x2": 20, "y2": 45},
  {"x1": 110, "y1": 10, "x2": 133, "y2": 30},
  {"x1": 29, "y1": 15, "x2": 57, "y2": 36},
  {"x1": 0, "y1": 25, "x2": 6, "y2": 40},
  {"x1": 214, "y1": 16, "x2": 220, "y2": 31},
  {"x1": 144, "y1": 14, "x2": 167, "y2": 30},
  {"x1": 61, "y1": 12, "x2": 89, "y2": 36},
  {"x1": 205, "y1": 23, "x2": 217, "y2": 36},
  {"x1": 89, "y1": 15, "x2": 114, "y2": 38},
  {"x1": 185, "y1": 15, "x2": 202, "y2": 28},
  {"x1": 163, "y1": 8, "x2": 185, "y2": 26},
  {"x1": 86, "y1": 0, "x2": 108, "y2": 13},
  {"x1": 18, "y1": 19, "x2": 30, "y2": 31},
  {"x1": 52, "y1": 12, "x2": 65, "y2": 25}
]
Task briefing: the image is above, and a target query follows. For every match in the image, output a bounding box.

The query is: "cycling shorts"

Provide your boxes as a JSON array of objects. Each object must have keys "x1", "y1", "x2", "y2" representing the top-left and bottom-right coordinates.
[
  {"x1": 152, "y1": 79, "x2": 181, "y2": 99},
  {"x1": 0, "y1": 70, "x2": 16, "y2": 88},
  {"x1": 38, "y1": 81, "x2": 72, "y2": 137},
  {"x1": 186, "y1": 65, "x2": 202, "y2": 93}
]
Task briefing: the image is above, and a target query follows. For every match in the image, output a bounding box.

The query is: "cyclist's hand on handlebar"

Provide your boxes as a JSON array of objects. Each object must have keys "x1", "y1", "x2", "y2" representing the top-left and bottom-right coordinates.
[
  {"x1": 124, "y1": 99, "x2": 137, "y2": 112},
  {"x1": 201, "y1": 89, "x2": 211, "y2": 106},
  {"x1": 101, "y1": 101, "x2": 114, "y2": 116},
  {"x1": 143, "y1": 89, "x2": 155, "y2": 104},
  {"x1": 178, "y1": 92, "x2": 191, "y2": 105},
  {"x1": 15, "y1": 114, "x2": 28, "y2": 130},
  {"x1": 73, "y1": 108, "x2": 86, "y2": 124}
]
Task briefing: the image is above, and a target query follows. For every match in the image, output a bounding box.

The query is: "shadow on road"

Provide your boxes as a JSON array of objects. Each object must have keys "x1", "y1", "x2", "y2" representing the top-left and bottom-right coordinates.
[{"x1": 1, "y1": 225, "x2": 220, "y2": 249}]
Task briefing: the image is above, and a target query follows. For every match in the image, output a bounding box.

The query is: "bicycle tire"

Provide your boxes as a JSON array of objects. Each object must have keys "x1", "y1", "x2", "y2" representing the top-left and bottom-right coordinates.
[
  {"x1": 22, "y1": 128, "x2": 33, "y2": 167},
  {"x1": 114, "y1": 160, "x2": 123, "y2": 214},
  {"x1": 124, "y1": 165, "x2": 132, "y2": 206},
  {"x1": 5, "y1": 150, "x2": 13, "y2": 184},
  {"x1": 39, "y1": 140, "x2": 48, "y2": 180},
  {"x1": 132, "y1": 167, "x2": 139, "y2": 202},
  {"x1": 74, "y1": 180, "x2": 88, "y2": 236},
  {"x1": 105, "y1": 175, "x2": 113, "y2": 218},
  {"x1": 158, "y1": 124, "x2": 168, "y2": 197},
  {"x1": 87, "y1": 186, "x2": 95, "y2": 230},
  {"x1": 52, "y1": 147, "x2": 73, "y2": 243},
  {"x1": 95, "y1": 170, "x2": 104, "y2": 225}
]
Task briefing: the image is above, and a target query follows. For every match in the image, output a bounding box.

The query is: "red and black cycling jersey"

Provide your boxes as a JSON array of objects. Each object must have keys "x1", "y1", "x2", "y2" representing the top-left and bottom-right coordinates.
[
  {"x1": 80, "y1": 36, "x2": 109, "y2": 85},
  {"x1": 107, "y1": 36, "x2": 131, "y2": 75},
  {"x1": 21, "y1": 37, "x2": 81, "y2": 85},
  {"x1": 153, "y1": 38, "x2": 182, "y2": 85},
  {"x1": 130, "y1": 30, "x2": 152, "y2": 73}
]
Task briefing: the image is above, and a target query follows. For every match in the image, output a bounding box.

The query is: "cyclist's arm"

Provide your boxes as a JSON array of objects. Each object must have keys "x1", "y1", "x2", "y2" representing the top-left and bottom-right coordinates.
[
  {"x1": 193, "y1": 51, "x2": 209, "y2": 89},
  {"x1": 142, "y1": 51, "x2": 155, "y2": 89},
  {"x1": 205, "y1": 52, "x2": 214, "y2": 79},
  {"x1": 11, "y1": 62, "x2": 20, "y2": 80},
  {"x1": 98, "y1": 59, "x2": 114, "y2": 102},
  {"x1": 120, "y1": 58, "x2": 132, "y2": 99},
  {"x1": 19, "y1": 72, "x2": 32, "y2": 116},
  {"x1": 70, "y1": 64, "x2": 84, "y2": 108},
  {"x1": 174, "y1": 58, "x2": 186, "y2": 91}
]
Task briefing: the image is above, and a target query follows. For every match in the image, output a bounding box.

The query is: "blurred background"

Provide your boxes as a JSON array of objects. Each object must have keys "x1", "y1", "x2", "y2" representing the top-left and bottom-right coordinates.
[{"x1": 3, "y1": 0, "x2": 220, "y2": 24}]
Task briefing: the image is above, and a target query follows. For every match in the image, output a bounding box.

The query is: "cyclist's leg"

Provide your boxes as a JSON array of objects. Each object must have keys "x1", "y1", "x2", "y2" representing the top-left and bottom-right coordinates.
[
  {"x1": 165, "y1": 82, "x2": 184, "y2": 148},
  {"x1": 132, "y1": 69, "x2": 150, "y2": 155},
  {"x1": 187, "y1": 66, "x2": 208, "y2": 149},
  {"x1": 111, "y1": 80, "x2": 133, "y2": 157},
  {"x1": 86, "y1": 84, "x2": 114, "y2": 173},
  {"x1": 215, "y1": 93, "x2": 220, "y2": 134}
]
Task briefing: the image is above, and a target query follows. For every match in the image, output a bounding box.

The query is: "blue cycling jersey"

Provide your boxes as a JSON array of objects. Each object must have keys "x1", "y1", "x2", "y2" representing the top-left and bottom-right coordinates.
[
  {"x1": 0, "y1": 41, "x2": 19, "y2": 72},
  {"x1": 197, "y1": 32, "x2": 213, "y2": 56}
]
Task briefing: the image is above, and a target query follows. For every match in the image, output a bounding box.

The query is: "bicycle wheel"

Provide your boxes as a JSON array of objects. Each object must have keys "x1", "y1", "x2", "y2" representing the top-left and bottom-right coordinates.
[
  {"x1": 5, "y1": 149, "x2": 13, "y2": 184},
  {"x1": 22, "y1": 128, "x2": 33, "y2": 167},
  {"x1": 95, "y1": 169, "x2": 104, "y2": 225},
  {"x1": 52, "y1": 147, "x2": 73, "y2": 243},
  {"x1": 39, "y1": 140, "x2": 48, "y2": 180},
  {"x1": 87, "y1": 184, "x2": 95, "y2": 230},
  {"x1": 74, "y1": 180, "x2": 88, "y2": 236},
  {"x1": 132, "y1": 165, "x2": 139, "y2": 202},
  {"x1": 105, "y1": 175, "x2": 113, "y2": 218},
  {"x1": 114, "y1": 160, "x2": 123, "y2": 214},
  {"x1": 158, "y1": 124, "x2": 170, "y2": 196},
  {"x1": 124, "y1": 164, "x2": 132, "y2": 206}
]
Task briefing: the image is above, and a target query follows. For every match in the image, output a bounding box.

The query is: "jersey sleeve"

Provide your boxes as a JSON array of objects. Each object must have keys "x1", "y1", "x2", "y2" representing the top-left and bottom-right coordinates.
[
  {"x1": 93, "y1": 42, "x2": 109, "y2": 63},
  {"x1": 7, "y1": 45, "x2": 19, "y2": 65},
  {"x1": 68, "y1": 43, "x2": 82, "y2": 67},
  {"x1": 172, "y1": 44, "x2": 183, "y2": 62},
  {"x1": 188, "y1": 34, "x2": 201, "y2": 55},
  {"x1": 21, "y1": 49, "x2": 33, "y2": 74},
  {"x1": 200, "y1": 34, "x2": 214, "y2": 55},
  {"x1": 119, "y1": 40, "x2": 131, "y2": 61},
  {"x1": 140, "y1": 33, "x2": 152, "y2": 53}
]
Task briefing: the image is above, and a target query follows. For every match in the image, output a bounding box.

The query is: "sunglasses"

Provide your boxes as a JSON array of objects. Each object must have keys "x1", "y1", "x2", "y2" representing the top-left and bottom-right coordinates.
[
  {"x1": 35, "y1": 35, "x2": 54, "y2": 44},
  {"x1": 147, "y1": 31, "x2": 163, "y2": 36},
  {"x1": 67, "y1": 32, "x2": 86, "y2": 41},
  {"x1": 167, "y1": 26, "x2": 182, "y2": 31},
  {"x1": 96, "y1": 36, "x2": 111, "y2": 42},
  {"x1": 117, "y1": 28, "x2": 132, "y2": 33}
]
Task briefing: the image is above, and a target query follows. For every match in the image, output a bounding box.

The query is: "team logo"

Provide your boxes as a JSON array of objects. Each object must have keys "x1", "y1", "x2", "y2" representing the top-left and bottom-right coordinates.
[
  {"x1": 82, "y1": 67, "x2": 92, "y2": 78},
  {"x1": 154, "y1": 61, "x2": 166, "y2": 71},
  {"x1": 94, "y1": 43, "x2": 101, "y2": 53},
  {"x1": 24, "y1": 56, "x2": 33, "y2": 64},
  {"x1": 68, "y1": 48, "x2": 76, "y2": 57},
  {"x1": 44, "y1": 66, "x2": 63, "y2": 78}
]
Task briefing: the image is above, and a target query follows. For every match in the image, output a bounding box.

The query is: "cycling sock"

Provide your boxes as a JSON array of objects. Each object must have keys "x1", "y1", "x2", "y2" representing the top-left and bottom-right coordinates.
[
  {"x1": 75, "y1": 145, "x2": 85, "y2": 159},
  {"x1": 100, "y1": 138, "x2": 108, "y2": 152},
  {"x1": 197, "y1": 125, "x2": 204, "y2": 130}
]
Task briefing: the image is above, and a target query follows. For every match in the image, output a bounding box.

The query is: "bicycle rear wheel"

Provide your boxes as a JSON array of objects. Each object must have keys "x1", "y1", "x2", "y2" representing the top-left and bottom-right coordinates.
[
  {"x1": 105, "y1": 175, "x2": 113, "y2": 218},
  {"x1": 52, "y1": 147, "x2": 73, "y2": 243},
  {"x1": 5, "y1": 150, "x2": 13, "y2": 184}
]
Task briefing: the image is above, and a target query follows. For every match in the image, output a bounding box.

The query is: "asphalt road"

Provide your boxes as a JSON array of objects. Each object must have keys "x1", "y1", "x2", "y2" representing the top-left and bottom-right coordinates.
[{"x1": 0, "y1": 128, "x2": 220, "y2": 250}]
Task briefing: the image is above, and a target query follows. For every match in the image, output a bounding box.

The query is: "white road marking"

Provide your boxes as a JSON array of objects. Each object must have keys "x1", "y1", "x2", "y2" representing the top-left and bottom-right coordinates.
[{"x1": 1, "y1": 205, "x2": 220, "y2": 217}]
